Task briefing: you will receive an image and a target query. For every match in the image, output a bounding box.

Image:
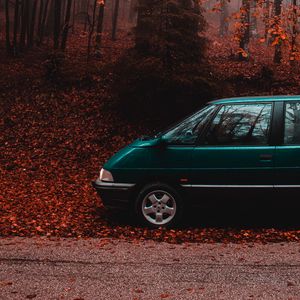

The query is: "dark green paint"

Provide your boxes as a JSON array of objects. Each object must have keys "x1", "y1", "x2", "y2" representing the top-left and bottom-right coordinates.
[{"x1": 102, "y1": 96, "x2": 300, "y2": 189}]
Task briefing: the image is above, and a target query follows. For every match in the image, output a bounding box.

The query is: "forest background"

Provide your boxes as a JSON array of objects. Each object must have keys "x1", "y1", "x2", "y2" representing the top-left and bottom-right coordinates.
[{"x1": 1, "y1": 0, "x2": 300, "y2": 242}]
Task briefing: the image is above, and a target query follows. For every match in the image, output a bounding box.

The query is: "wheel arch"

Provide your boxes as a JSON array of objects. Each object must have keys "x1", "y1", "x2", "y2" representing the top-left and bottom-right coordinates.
[{"x1": 129, "y1": 176, "x2": 184, "y2": 208}]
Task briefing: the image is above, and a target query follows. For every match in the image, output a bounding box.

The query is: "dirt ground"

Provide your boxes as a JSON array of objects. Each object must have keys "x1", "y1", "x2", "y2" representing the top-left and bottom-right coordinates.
[{"x1": 1, "y1": 237, "x2": 300, "y2": 299}]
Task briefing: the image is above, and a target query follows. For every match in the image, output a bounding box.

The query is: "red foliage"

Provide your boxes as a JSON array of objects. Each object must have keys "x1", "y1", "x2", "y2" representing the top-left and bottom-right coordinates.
[{"x1": 1, "y1": 34, "x2": 300, "y2": 244}]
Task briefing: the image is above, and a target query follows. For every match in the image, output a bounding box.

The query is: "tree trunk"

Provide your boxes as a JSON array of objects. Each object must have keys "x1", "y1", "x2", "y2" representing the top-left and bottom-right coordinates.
[
  {"x1": 87, "y1": 0, "x2": 97, "y2": 62},
  {"x1": 239, "y1": 0, "x2": 250, "y2": 60},
  {"x1": 26, "y1": 0, "x2": 32, "y2": 45},
  {"x1": 263, "y1": 0, "x2": 270, "y2": 43},
  {"x1": 37, "y1": 0, "x2": 44, "y2": 44},
  {"x1": 95, "y1": 1, "x2": 105, "y2": 51},
  {"x1": 38, "y1": 0, "x2": 49, "y2": 45},
  {"x1": 20, "y1": 0, "x2": 29, "y2": 50},
  {"x1": 121, "y1": 0, "x2": 126, "y2": 26},
  {"x1": 129, "y1": 0, "x2": 137, "y2": 23},
  {"x1": 135, "y1": 0, "x2": 148, "y2": 49},
  {"x1": 112, "y1": 0, "x2": 120, "y2": 40},
  {"x1": 61, "y1": 0, "x2": 66, "y2": 25},
  {"x1": 111, "y1": 0, "x2": 114, "y2": 30},
  {"x1": 53, "y1": 0, "x2": 61, "y2": 49},
  {"x1": 13, "y1": 0, "x2": 20, "y2": 55},
  {"x1": 219, "y1": 0, "x2": 229, "y2": 37},
  {"x1": 250, "y1": 0, "x2": 257, "y2": 37},
  {"x1": 61, "y1": 0, "x2": 72, "y2": 50},
  {"x1": 72, "y1": 0, "x2": 75, "y2": 33},
  {"x1": 84, "y1": 0, "x2": 90, "y2": 32},
  {"x1": 290, "y1": 0, "x2": 297, "y2": 62},
  {"x1": 5, "y1": 0, "x2": 11, "y2": 54},
  {"x1": 45, "y1": 0, "x2": 54, "y2": 36},
  {"x1": 273, "y1": 0, "x2": 282, "y2": 64},
  {"x1": 40, "y1": 0, "x2": 50, "y2": 44},
  {"x1": 28, "y1": 0, "x2": 37, "y2": 47},
  {"x1": 0, "y1": 1, "x2": 2, "y2": 34}
]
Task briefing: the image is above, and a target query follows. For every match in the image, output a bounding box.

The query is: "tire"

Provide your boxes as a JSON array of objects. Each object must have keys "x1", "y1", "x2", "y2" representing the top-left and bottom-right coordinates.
[{"x1": 135, "y1": 182, "x2": 183, "y2": 228}]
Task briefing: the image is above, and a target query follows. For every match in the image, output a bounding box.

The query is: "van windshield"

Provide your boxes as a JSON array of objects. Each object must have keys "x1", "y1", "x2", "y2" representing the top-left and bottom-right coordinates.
[{"x1": 160, "y1": 105, "x2": 216, "y2": 145}]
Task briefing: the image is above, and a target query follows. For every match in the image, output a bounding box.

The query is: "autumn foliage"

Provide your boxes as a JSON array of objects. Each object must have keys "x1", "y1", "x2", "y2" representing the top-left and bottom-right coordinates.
[
  {"x1": 2, "y1": 0, "x2": 300, "y2": 243},
  {"x1": 1, "y1": 30, "x2": 300, "y2": 243}
]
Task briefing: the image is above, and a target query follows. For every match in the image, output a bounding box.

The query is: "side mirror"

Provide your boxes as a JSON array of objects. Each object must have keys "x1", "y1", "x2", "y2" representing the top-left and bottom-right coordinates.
[{"x1": 153, "y1": 136, "x2": 167, "y2": 148}]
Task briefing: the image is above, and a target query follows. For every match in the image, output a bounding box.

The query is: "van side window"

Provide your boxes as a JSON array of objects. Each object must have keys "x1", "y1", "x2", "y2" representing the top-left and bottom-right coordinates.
[
  {"x1": 284, "y1": 102, "x2": 300, "y2": 144},
  {"x1": 204, "y1": 103, "x2": 272, "y2": 146},
  {"x1": 163, "y1": 105, "x2": 216, "y2": 145}
]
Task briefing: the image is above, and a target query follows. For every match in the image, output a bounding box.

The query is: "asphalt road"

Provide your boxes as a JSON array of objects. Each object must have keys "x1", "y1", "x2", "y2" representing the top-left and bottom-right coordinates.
[{"x1": 1, "y1": 238, "x2": 300, "y2": 299}]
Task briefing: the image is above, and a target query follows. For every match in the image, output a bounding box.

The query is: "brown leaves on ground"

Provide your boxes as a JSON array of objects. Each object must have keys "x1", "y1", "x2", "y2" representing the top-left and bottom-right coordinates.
[{"x1": 1, "y1": 33, "x2": 300, "y2": 244}]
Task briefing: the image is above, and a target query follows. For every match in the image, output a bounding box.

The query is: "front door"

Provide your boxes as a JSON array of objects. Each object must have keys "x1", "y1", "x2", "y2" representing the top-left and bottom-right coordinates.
[{"x1": 156, "y1": 105, "x2": 217, "y2": 183}]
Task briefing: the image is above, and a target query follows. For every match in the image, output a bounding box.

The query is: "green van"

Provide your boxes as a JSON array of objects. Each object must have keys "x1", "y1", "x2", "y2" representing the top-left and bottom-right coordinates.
[{"x1": 93, "y1": 96, "x2": 300, "y2": 227}]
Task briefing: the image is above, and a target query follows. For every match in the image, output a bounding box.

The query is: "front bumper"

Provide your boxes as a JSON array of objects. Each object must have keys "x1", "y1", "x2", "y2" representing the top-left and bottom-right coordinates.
[{"x1": 92, "y1": 178, "x2": 136, "y2": 210}]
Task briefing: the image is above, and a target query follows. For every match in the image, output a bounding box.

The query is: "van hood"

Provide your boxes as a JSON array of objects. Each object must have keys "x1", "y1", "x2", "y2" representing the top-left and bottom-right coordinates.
[{"x1": 103, "y1": 137, "x2": 160, "y2": 171}]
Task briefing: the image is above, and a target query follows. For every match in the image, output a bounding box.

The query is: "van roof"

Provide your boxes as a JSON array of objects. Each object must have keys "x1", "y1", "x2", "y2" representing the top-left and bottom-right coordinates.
[{"x1": 210, "y1": 95, "x2": 300, "y2": 105}]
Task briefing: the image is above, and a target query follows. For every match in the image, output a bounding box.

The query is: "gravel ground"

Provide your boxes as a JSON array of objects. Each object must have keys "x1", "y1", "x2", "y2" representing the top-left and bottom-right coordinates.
[{"x1": 0, "y1": 238, "x2": 300, "y2": 299}]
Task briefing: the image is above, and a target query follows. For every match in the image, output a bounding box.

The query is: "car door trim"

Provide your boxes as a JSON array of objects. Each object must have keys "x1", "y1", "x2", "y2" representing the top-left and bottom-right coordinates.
[
  {"x1": 181, "y1": 184, "x2": 274, "y2": 188},
  {"x1": 181, "y1": 184, "x2": 300, "y2": 188},
  {"x1": 275, "y1": 185, "x2": 300, "y2": 188}
]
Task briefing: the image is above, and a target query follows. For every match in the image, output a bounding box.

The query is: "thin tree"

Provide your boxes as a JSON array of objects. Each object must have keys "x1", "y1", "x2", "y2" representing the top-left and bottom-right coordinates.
[
  {"x1": 53, "y1": 0, "x2": 61, "y2": 49},
  {"x1": 263, "y1": 0, "x2": 270, "y2": 43},
  {"x1": 273, "y1": 0, "x2": 283, "y2": 63},
  {"x1": 290, "y1": 0, "x2": 297, "y2": 62},
  {"x1": 72, "y1": 0, "x2": 76, "y2": 33},
  {"x1": 20, "y1": 0, "x2": 30, "y2": 50},
  {"x1": 112, "y1": 0, "x2": 120, "y2": 40},
  {"x1": 95, "y1": 0, "x2": 105, "y2": 51},
  {"x1": 87, "y1": 0, "x2": 97, "y2": 62},
  {"x1": 61, "y1": 0, "x2": 73, "y2": 50},
  {"x1": 28, "y1": 0, "x2": 38, "y2": 47},
  {"x1": 128, "y1": 0, "x2": 137, "y2": 23},
  {"x1": 61, "y1": 0, "x2": 67, "y2": 25},
  {"x1": 5, "y1": 0, "x2": 11, "y2": 54},
  {"x1": 13, "y1": 0, "x2": 20, "y2": 55},
  {"x1": 239, "y1": 0, "x2": 250, "y2": 60},
  {"x1": 37, "y1": 0, "x2": 49, "y2": 45},
  {"x1": 84, "y1": 0, "x2": 90, "y2": 32},
  {"x1": 45, "y1": 0, "x2": 55, "y2": 37},
  {"x1": 250, "y1": 0, "x2": 257, "y2": 37},
  {"x1": 37, "y1": 0, "x2": 44, "y2": 44},
  {"x1": 220, "y1": 0, "x2": 229, "y2": 37}
]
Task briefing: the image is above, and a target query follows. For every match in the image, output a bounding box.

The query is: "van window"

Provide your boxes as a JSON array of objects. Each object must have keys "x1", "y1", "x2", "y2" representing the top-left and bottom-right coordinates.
[
  {"x1": 163, "y1": 105, "x2": 216, "y2": 145},
  {"x1": 205, "y1": 103, "x2": 272, "y2": 146},
  {"x1": 284, "y1": 102, "x2": 300, "y2": 144}
]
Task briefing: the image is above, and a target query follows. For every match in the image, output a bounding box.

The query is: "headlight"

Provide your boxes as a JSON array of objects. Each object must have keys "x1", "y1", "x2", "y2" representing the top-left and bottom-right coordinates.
[{"x1": 99, "y1": 168, "x2": 114, "y2": 182}]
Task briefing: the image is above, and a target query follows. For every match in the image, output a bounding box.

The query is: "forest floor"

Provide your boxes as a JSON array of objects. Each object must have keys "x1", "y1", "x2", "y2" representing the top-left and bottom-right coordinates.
[{"x1": 2, "y1": 31, "x2": 300, "y2": 243}]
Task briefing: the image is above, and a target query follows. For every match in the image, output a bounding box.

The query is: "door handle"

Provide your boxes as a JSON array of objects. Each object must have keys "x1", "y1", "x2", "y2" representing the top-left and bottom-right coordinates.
[{"x1": 259, "y1": 154, "x2": 273, "y2": 161}]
